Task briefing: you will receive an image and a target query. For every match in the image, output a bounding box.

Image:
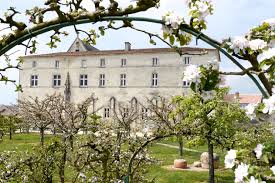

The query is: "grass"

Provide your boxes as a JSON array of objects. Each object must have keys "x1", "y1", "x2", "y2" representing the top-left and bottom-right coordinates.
[
  {"x1": 0, "y1": 133, "x2": 234, "y2": 182},
  {"x1": 148, "y1": 144, "x2": 234, "y2": 183}
]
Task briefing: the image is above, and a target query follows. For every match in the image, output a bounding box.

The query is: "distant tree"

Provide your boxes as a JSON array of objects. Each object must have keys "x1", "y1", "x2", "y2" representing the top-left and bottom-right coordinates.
[
  {"x1": 146, "y1": 96, "x2": 188, "y2": 157},
  {"x1": 18, "y1": 96, "x2": 54, "y2": 146}
]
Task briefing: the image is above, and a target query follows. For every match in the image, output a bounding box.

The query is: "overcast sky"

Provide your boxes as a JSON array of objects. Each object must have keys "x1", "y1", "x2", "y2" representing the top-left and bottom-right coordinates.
[{"x1": 0, "y1": 0, "x2": 274, "y2": 104}]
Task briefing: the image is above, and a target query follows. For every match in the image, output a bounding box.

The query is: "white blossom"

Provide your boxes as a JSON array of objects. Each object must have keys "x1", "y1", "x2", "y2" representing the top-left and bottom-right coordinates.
[
  {"x1": 230, "y1": 36, "x2": 249, "y2": 54},
  {"x1": 201, "y1": 90, "x2": 216, "y2": 101},
  {"x1": 257, "y1": 47, "x2": 275, "y2": 62},
  {"x1": 234, "y1": 163, "x2": 249, "y2": 183},
  {"x1": 249, "y1": 176, "x2": 266, "y2": 183},
  {"x1": 135, "y1": 132, "x2": 144, "y2": 138},
  {"x1": 161, "y1": 25, "x2": 173, "y2": 35},
  {"x1": 183, "y1": 64, "x2": 201, "y2": 82},
  {"x1": 79, "y1": 172, "x2": 86, "y2": 182},
  {"x1": 162, "y1": 12, "x2": 183, "y2": 29},
  {"x1": 271, "y1": 166, "x2": 275, "y2": 175},
  {"x1": 195, "y1": 1, "x2": 211, "y2": 21},
  {"x1": 263, "y1": 18, "x2": 275, "y2": 28},
  {"x1": 183, "y1": 0, "x2": 192, "y2": 5},
  {"x1": 262, "y1": 94, "x2": 275, "y2": 115},
  {"x1": 224, "y1": 149, "x2": 237, "y2": 169},
  {"x1": 254, "y1": 144, "x2": 264, "y2": 159},
  {"x1": 249, "y1": 39, "x2": 267, "y2": 51},
  {"x1": 245, "y1": 103, "x2": 257, "y2": 119}
]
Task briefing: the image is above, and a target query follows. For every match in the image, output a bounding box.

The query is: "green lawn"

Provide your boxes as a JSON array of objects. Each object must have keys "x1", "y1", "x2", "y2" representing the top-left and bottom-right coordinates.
[
  {"x1": 0, "y1": 133, "x2": 234, "y2": 182},
  {"x1": 148, "y1": 144, "x2": 234, "y2": 183}
]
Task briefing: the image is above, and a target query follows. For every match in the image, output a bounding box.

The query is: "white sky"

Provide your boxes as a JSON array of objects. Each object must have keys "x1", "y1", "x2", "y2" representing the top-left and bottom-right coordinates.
[{"x1": 0, "y1": 0, "x2": 274, "y2": 104}]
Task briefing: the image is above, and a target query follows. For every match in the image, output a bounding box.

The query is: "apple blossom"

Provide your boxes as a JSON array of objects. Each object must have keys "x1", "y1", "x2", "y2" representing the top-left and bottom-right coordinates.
[
  {"x1": 263, "y1": 18, "x2": 275, "y2": 28},
  {"x1": 257, "y1": 47, "x2": 275, "y2": 62},
  {"x1": 249, "y1": 39, "x2": 267, "y2": 51},
  {"x1": 194, "y1": 1, "x2": 211, "y2": 21},
  {"x1": 249, "y1": 176, "x2": 266, "y2": 183},
  {"x1": 234, "y1": 163, "x2": 249, "y2": 183},
  {"x1": 230, "y1": 36, "x2": 249, "y2": 54},
  {"x1": 262, "y1": 95, "x2": 275, "y2": 115},
  {"x1": 245, "y1": 103, "x2": 257, "y2": 119},
  {"x1": 79, "y1": 172, "x2": 86, "y2": 182},
  {"x1": 254, "y1": 144, "x2": 264, "y2": 159},
  {"x1": 201, "y1": 90, "x2": 216, "y2": 101},
  {"x1": 162, "y1": 12, "x2": 183, "y2": 30},
  {"x1": 135, "y1": 132, "x2": 144, "y2": 138},
  {"x1": 161, "y1": 25, "x2": 173, "y2": 35},
  {"x1": 224, "y1": 149, "x2": 237, "y2": 168},
  {"x1": 271, "y1": 166, "x2": 275, "y2": 175},
  {"x1": 183, "y1": 64, "x2": 201, "y2": 82}
]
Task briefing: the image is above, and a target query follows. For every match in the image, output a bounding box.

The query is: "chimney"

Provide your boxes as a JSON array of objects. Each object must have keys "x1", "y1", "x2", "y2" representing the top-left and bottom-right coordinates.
[
  {"x1": 125, "y1": 42, "x2": 131, "y2": 51},
  {"x1": 234, "y1": 92, "x2": 240, "y2": 99}
]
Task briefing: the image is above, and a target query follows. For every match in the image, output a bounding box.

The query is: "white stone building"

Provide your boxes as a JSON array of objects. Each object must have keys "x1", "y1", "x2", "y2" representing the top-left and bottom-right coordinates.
[{"x1": 19, "y1": 37, "x2": 220, "y2": 118}]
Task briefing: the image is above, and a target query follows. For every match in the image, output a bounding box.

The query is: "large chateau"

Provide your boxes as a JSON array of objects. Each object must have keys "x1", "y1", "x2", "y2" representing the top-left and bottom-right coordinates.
[{"x1": 19, "y1": 37, "x2": 220, "y2": 118}]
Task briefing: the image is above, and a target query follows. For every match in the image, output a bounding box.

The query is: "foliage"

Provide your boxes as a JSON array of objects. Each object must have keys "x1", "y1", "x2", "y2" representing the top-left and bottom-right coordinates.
[{"x1": 224, "y1": 139, "x2": 275, "y2": 182}]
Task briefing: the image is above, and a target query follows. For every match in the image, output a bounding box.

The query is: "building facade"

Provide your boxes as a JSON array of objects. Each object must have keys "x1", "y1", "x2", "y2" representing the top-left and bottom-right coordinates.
[{"x1": 19, "y1": 37, "x2": 220, "y2": 117}]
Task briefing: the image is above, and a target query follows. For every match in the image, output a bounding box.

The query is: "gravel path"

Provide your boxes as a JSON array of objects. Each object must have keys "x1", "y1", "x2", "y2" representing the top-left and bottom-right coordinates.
[{"x1": 156, "y1": 143, "x2": 202, "y2": 153}]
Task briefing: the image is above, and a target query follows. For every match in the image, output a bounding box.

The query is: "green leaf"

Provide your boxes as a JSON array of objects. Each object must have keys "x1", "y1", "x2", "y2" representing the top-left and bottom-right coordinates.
[{"x1": 169, "y1": 35, "x2": 175, "y2": 45}]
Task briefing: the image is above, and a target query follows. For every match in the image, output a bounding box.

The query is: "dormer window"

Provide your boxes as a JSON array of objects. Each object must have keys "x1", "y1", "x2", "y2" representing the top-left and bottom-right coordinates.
[{"x1": 75, "y1": 42, "x2": 80, "y2": 52}]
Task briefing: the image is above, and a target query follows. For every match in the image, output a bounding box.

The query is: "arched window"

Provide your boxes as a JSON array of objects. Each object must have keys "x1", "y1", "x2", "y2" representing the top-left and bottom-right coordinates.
[
  {"x1": 110, "y1": 97, "x2": 116, "y2": 109},
  {"x1": 131, "y1": 97, "x2": 138, "y2": 111}
]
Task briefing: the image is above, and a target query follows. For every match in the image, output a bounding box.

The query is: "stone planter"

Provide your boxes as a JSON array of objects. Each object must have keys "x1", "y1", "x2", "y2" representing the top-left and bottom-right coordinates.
[
  {"x1": 200, "y1": 152, "x2": 220, "y2": 169},
  {"x1": 174, "y1": 159, "x2": 187, "y2": 169},
  {"x1": 193, "y1": 161, "x2": 201, "y2": 167}
]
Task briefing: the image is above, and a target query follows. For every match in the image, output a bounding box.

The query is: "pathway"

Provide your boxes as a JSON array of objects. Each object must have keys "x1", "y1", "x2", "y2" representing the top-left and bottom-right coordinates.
[{"x1": 156, "y1": 143, "x2": 202, "y2": 153}]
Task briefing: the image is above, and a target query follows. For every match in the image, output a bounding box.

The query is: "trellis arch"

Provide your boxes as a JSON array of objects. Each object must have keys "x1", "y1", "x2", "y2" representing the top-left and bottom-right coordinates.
[{"x1": 0, "y1": 16, "x2": 269, "y2": 98}]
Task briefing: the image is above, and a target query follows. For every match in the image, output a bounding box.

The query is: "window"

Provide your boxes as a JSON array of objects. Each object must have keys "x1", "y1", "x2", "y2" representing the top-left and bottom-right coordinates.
[
  {"x1": 183, "y1": 57, "x2": 191, "y2": 65},
  {"x1": 75, "y1": 41, "x2": 80, "y2": 52},
  {"x1": 104, "y1": 108, "x2": 110, "y2": 118},
  {"x1": 183, "y1": 80, "x2": 190, "y2": 87},
  {"x1": 121, "y1": 59, "x2": 127, "y2": 67},
  {"x1": 141, "y1": 108, "x2": 148, "y2": 120},
  {"x1": 32, "y1": 61, "x2": 37, "y2": 68},
  {"x1": 152, "y1": 57, "x2": 159, "y2": 66},
  {"x1": 151, "y1": 73, "x2": 158, "y2": 87},
  {"x1": 55, "y1": 60, "x2": 60, "y2": 68},
  {"x1": 81, "y1": 60, "x2": 87, "y2": 68},
  {"x1": 120, "y1": 74, "x2": 126, "y2": 87},
  {"x1": 80, "y1": 74, "x2": 88, "y2": 87},
  {"x1": 53, "y1": 75, "x2": 61, "y2": 87},
  {"x1": 99, "y1": 74, "x2": 105, "y2": 87},
  {"x1": 100, "y1": 58, "x2": 105, "y2": 67},
  {"x1": 30, "y1": 75, "x2": 38, "y2": 87}
]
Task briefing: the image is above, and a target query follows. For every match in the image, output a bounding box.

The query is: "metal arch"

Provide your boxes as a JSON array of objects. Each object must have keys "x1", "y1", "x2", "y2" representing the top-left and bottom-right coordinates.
[{"x1": 0, "y1": 16, "x2": 268, "y2": 98}]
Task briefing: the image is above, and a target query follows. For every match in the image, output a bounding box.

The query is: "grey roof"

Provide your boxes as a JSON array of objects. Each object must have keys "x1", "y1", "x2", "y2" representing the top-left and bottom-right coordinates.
[
  {"x1": 67, "y1": 36, "x2": 99, "y2": 52},
  {"x1": 83, "y1": 42, "x2": 99, "y2": 51}
]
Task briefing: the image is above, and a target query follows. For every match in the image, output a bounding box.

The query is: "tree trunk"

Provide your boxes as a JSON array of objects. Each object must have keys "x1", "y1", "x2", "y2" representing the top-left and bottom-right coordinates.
[
  {"x1": 69, "y1": 135, "x2": 74, "y2": 151},
  {"x1": 208, "y1": 139, "x2": 215, "y2": 183},
  {"x1": 59, "y1": 139, "x2": 67, "y2": 183},
  {"x1": 9, "y1": 127, "x2": 12, "y2": 140},
  {"x1": 177, "y1": 136, "x2": 184, "y2": 157},
  {"x1": 40, "y1": 128, "x2": 45, "y2": 146}
]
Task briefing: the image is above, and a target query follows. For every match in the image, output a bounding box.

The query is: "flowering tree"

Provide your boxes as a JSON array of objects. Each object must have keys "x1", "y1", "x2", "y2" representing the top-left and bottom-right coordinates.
[
  {"x1": 18, "y1": 96, "x2": 55, "y2": 145},
  {"x1": 224, "y1": 140, "x2": 275, "y2": 182}
]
